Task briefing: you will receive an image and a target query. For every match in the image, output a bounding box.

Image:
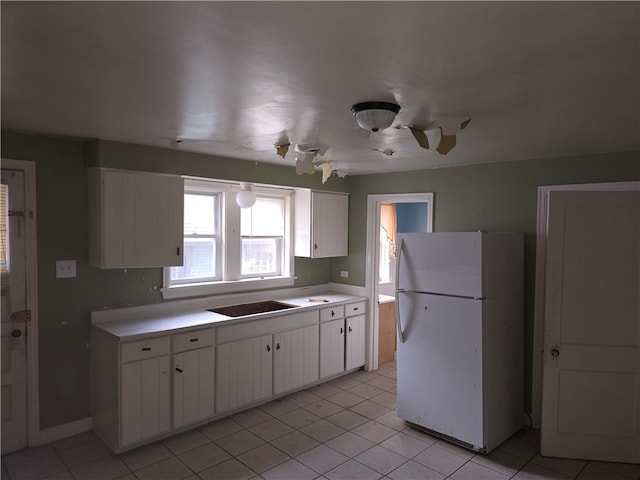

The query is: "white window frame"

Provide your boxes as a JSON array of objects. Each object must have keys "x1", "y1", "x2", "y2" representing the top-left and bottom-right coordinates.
[{"x1": 162, "y1": 177, "x2": 294, "y2": 299}]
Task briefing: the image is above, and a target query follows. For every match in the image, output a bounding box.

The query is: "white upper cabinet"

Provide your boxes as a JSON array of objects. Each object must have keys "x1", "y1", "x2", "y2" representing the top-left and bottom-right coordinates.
[
  {"x1": 294, "y1": 189, "x2": 348, "y2": 258},
  {"x1": 88, "y1": 168, "x2": 184, "y2": 268}
]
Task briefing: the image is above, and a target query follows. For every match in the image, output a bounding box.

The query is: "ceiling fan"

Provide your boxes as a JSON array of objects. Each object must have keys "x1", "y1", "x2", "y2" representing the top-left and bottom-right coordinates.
[{"x1": 351, "y1": 101, "x2": 471, "y2": 155}]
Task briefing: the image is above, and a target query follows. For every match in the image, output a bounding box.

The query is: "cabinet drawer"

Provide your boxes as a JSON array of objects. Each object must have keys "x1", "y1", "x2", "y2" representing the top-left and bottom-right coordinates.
[
  {"x1": 172, "y1": 328, "x2": 214, "y2": 353},
  {"x1": 121, "y1": 337, "x2": 170, "y2": 364},
  {"x1": 345, "y1": 301, "x2": 366, "y2": 317},
  {"x1": 320, "y1": 305, "x2": 344, "y2": 322}
]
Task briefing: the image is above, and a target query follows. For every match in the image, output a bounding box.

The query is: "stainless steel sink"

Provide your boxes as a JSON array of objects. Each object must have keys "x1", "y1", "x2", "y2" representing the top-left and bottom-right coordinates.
[{"x1": 208, "y1": 300, "x2": 296, "y2": 317}]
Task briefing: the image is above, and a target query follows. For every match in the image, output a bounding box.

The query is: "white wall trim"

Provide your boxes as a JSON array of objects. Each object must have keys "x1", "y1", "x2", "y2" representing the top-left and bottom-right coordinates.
[
  {"x1": 532, "y1": 181, "x2": 640, "y2": 429},
  {"x1": 365, "y1": 193, "x2": 434, "y2": 372},
  {"x1": 33, "y1": 417, "x2": 92, "y2": 446},
  {"x1": 1, "y1": 158, "x2": 40, "y2": 448}
]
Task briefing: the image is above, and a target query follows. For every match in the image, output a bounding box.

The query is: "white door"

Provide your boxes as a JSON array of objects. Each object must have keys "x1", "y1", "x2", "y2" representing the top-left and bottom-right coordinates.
[
  {"x1": 1, "y1": 169, "x2": 28, "y2": 454},
  {"x1": 319, "y1": 319, "x2": 345, "y2": 378},
  {"x1": 173, "y1": 346, "x2": 215, "y2": 429},
  {"x1": 541, "y1": 190, "x2": 640, "y2": 462}
]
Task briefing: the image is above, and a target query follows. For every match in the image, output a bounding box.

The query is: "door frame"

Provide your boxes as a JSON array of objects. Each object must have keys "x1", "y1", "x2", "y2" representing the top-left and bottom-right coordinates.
[
  {"x1": 531, "y1": 181, "x2": 640, "y2": 428},
  {"x1": 1, "y1": 158, "x2": 39, "y2": 447},
  {"x1": 365, "y1": 193, "x2": 433, "y2": 371}
]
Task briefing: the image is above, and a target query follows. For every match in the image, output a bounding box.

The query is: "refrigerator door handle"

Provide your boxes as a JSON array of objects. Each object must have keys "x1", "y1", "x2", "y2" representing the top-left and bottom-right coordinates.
[{"x1": 395, "y1": 238, "x2": 406, "y2": 343}]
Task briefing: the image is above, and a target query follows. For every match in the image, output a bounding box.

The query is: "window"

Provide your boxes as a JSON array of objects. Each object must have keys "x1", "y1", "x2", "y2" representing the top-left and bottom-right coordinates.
[{"x1": 163, "y1": 178, "x2": 293, "y2": 298}]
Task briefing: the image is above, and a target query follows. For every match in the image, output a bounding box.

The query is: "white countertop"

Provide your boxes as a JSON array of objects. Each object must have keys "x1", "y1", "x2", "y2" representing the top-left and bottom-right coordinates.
[{"x1": 93, "y1": 292, "x2": 366, "y2": 341}]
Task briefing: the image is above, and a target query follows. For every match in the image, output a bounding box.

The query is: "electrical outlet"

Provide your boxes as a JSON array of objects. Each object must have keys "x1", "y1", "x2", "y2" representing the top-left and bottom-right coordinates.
[
  {"x1": 340, "y1": 270, "x2": 349, "y2": 278},
  {"x1": 56, "y1": 260, "x2": 77, "y2": 279}
]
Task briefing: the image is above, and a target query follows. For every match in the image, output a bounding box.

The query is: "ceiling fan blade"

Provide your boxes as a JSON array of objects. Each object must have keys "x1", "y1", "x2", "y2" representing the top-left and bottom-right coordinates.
[
  {"x1": 436, "y1": 128, "x2": 457, "y2": 155},
  {"x1": 276, "y1": 143, "x2": 290, "y2": 159},
  {"x1": 409, "y1": 127, "x2": 430, "y2": 150}
]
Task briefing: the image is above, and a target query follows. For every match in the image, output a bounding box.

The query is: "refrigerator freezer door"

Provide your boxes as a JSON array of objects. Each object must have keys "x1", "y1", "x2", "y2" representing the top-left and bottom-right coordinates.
[
  {"x1": 397, "y1": 232, "x2": 483, "y2": 298},
  {"x1": 397, "y1": 291, "x2": 484, "y2": 449}
]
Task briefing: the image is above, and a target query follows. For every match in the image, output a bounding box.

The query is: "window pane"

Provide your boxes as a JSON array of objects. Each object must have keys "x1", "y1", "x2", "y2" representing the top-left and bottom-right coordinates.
[
  {"x1": 241, "y1": 238, "x2": 281, "y2": 276},
  {"x1": 171, "y1": 237, "x2": 217, "y2": 281},
  {"x1": 241, "y1": 197, "x2": 284, "y2": 236},
  {"x1": 184, "y1": 194, "x2": 215, "y2": 235}
]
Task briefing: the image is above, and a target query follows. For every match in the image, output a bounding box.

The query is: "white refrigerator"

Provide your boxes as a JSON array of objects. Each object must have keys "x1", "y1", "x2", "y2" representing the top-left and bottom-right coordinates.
[{"x1": 395, "y1": 232, "x2": 524, "y2": 453}]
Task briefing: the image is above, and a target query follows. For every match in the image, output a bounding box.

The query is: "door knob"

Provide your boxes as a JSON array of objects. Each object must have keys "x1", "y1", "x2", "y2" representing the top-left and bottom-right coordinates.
[
  {"x1": 11, "y1": 329, "x2": 22, "y2": 338},
  {"x1": 550, "y1": 349, "x2": 560, "y2": 358}
]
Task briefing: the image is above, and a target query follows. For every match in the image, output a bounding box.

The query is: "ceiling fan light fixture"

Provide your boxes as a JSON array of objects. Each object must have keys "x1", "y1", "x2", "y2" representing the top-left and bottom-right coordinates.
[
  {"x1": 236, "y1": 182, "x2": 256, "y2": 208},
  {"x1": 351, "y1": 101, "x2": 400, "y2": 132}
]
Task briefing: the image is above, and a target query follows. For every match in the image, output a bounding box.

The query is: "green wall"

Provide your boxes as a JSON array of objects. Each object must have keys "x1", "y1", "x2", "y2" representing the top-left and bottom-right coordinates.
[
  {"x1": 334, "y1": 151, "x2": 640, "y2": 411},
  {"x1": 2, "y1": 129, "x2": 638, "y2": 429},
  {"x1": 1, "y1": 131, "x2": 347, "y2": 429}
]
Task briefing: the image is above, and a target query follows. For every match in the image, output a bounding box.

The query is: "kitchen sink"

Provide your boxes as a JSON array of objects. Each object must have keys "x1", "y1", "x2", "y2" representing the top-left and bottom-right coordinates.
[{"x1": 208, "y1": 300, "x2": 297, "y2": 317}]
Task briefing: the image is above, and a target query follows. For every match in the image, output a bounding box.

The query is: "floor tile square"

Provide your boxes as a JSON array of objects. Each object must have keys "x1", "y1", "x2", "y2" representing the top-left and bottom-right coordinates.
[
  {"x1": 326, "y1": 409, "x2": 370, "y2": 430},
  {"x1": 325, "y1": 459, "x2": 383, "y2": 480},
  {"x1": 349, "y1": 370, "x2": 382, "y2": 383},
  {"x1": 259, "y1": 398, "x2": 298, "y2": 417},
  {"x1": 120, "y1": 442, "x2": 174, "y2": 471},
  {"x1": 354, "y1": 445, "x2": 407, "y2": 475},
  {"x1": 300, "y1": 419, "x2": 347, "y2": 443},
  {"x1": 370, "y1": 391, "x2": 397, "y2": 409},
  {"x1": 177, "y1": 442, "x2": 231, "y2": 472},
  {"x1": 349, "y1": 383, "x2": 385, "y2": 400},
  {"x1": 529, "y1": 453, "x2": 587, "y2": 478},
  {"x1": 352, "y1": 420, "x2": 397, "y2": 443},
  {"x1": 249, "y1": 417, "x2": 294, "y2": 442},
  {"x1": 327, "y1": 390, "x2": 366, "y2": 408},
  {"x1": 199, "y1": 417, "x2": 244, "y2": 441},
  {"x1": 296, "y1": 444, "x2": 349, "y2": 474},
  {"x1": 325, "y1": 432, "x2": 375, "y2": 458},
  {"x1": 231, "y1": 407, "x2": 272, "y2": 428},
  {"x1": 387, "y1": 460, "x2": 445, "y2": 480},
  {"x1": 449, "y1": 461, "x2": 510, "y2": 479},
  {"x1": 198, "y1": 458, "x2": 256, "y2": 480},
  {"x1": 162, "y1": 429, "x2": 210, "y2": 455},
  {"x1": 71, "y1": 455, "x2": 131, "y2": 480},
  {"x1": 278, "y1": 408, "x2": 321, "y2": 429},
  {"x1": 5, "y1": 451, "x2": 68, "y2": 480},
  {"x1": 329, "y1": 376, "x2": 362, "y2": 390},
  {"x1": 310, "y1": 382, "x2": 343, "y2": 398},
  {"x1": 592, "y1": 460, "x2": 640, "y2": 479},
  {"x1": 56, "y1": 438, "x2": 112, "y2": 468},
  {"x1": 303, "y1": 398, "x2": 345, "y2": 418},
  {"x1": 270, "y1": 431, "x2": 320, "y2": 457},
  {"x1": 261, "y1": 458, "x2": 318, "y2": 480},
  {"x1": 512, "y1": 462, "x2": 570, "y2": 480},
  {"x1": 413, "y1": 445, "x2": 468, "y2": 476},
  {"x1": 349, "y1": 400, "x2": 390, "y2": 419},
  {"x1": 284, "y1": 390, "x2": 322, "y2": 407},
  {"x1": 215, "y1": 429, "x2": 265, "y2": 456},
  {"x1": 375, "y1": 410, "x2": 406, "y2": 431},
  {"x1": 471, "y1": 450, "x2": 527, "y2": 478},
  {"x1": 236, "y1": 443, "x2": 289, "y2": 474},
  {"x1": 365, "y1": 376, "x2": 397, "y2": 392},
  {"x1": 379, "y1": 432, "x2": 432, "y2": 458}
]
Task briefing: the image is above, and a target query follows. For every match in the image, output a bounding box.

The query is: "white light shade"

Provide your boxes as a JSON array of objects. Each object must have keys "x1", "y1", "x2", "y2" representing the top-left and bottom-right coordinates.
[
  {"x1": 236, "y1": 182, "x2": 256, "y2": 208},
  {"x1": 351, "y1": 101, "x2": 400, "y2": 132}
]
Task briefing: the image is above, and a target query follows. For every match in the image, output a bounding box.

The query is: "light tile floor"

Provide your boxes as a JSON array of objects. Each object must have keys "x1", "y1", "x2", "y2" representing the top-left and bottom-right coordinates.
[{"x1": 3, "y1": 361, "x2": 639, "y2": 480}]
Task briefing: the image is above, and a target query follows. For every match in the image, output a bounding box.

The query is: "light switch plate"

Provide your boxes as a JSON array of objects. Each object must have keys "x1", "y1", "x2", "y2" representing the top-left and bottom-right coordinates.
[{"x1": 56, "y1": 260, "x2": 76, "y2": 278}]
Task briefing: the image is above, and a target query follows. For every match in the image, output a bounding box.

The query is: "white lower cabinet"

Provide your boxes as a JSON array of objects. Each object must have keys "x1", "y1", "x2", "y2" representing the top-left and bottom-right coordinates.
[
  {"x1": 346, "y1": 314, "x2": 366, "y2": 370},
  {"x1": 216, "y1": 335, "x2": 273, "y2": 412},
  {"x1": 173, "y1": 346, "x2": 215, "y2": 429},
  {"x1": 120, "y1": 355, "x2": 171, "y2": 446},
  {"x1": 273, "y1": 325, "x2": 319, "y2": 395},
  {"x1": 320, "y1": 318, "x2": 346, "y2": 378}
]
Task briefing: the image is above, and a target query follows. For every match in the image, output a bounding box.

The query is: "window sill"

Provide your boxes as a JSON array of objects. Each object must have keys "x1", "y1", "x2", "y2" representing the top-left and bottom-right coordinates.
[{"x1": 161, "y1": 276, "x2": 295, "y2": 300}]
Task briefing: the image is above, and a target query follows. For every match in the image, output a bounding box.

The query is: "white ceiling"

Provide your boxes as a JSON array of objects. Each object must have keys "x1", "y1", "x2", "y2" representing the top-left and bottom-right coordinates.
[{"x1": 2, "y1": 2, "x2": 638, "y2": 175}]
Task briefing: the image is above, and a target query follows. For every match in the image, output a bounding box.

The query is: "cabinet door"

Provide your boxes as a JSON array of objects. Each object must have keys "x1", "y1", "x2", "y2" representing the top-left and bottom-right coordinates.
[
  {"x1": 216, "y1": 335, "x2": 272, "y2": 413},
  {"x1": 273, "y1": 325, "x2": 319, "y2": 395},
  {"x1": 91, "y1": 169, "x2": 184, "y2": 268},
  {"x1": 346, "y1": 314, "x2": 366, "y2": 370},
  {"x1": 120, "y1": 356, "x2": 170, "y2": 447},
  {"x1": 173, "y1": 346, "x2": 215, "y2": 429},
  {"x1": 320, "y1": 319, "x2": 345, "y2": 378},
  {"x1": 312, "y1": 192, "x2": 348, "y2": 258}
]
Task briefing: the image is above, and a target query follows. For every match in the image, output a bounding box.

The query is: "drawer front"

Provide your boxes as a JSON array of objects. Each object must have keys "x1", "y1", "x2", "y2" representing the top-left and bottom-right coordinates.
[
  {"x1": 320, "y1": 305, "x2": 344, "y2": 322},
  {"x1": 217, "y1": 310, "x2": 318, "y2": 344},
  {"x1": 345, "y1": 301, "x2": 366, "y2": 317},
  {"x1": 172, "y1": 328, "x2": 215, "y2": 353},
  {"x1": 121, "y1": 336, "x2": 170, "y2": 364}
]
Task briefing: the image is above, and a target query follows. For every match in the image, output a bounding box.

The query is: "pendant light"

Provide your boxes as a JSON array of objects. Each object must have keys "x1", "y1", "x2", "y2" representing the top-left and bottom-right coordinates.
[{"x1": 236, "y1": 182, "x2": 256, "y2": 208}]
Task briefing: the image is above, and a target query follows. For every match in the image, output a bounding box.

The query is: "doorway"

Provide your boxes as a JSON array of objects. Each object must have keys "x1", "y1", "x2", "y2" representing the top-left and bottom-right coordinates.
[
  {"x1": 1, "y1": 159, "x2": 38, "y2": 454},
  {"x1": 365, "y1": 193, "x2": 433, "y2": 371}
]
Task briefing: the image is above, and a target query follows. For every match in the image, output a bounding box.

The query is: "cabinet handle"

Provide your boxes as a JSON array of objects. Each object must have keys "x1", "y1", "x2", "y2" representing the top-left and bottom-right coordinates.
[
  {"x1": 175, "y1": 367, "x2": 183, "y2": 373},
  {"x1": 141, "y1": 347, "x2": 151, "y2": 352},
  {"x1": 314, "y1": 243, "x2": 318, "y2": 251},
  {"x1": 177, "y1": 247, "x2": 180, "y2": 256},
  {"x1": 189, "y1": 338, "x2": 199, "y2": 343},
  {"x1": 340, "y1": 327, "x2": 343, "y2": 334},
  {"x1": 276, "y1": 343, "x2": 281, "y2": 351},
  {"x1": 331, "y1": 310, "x2": 335, "y2": 317},
  {"x1": 353, "y1": 307, "x2": 359, "y2": 311},
  {"x1": 348, "y1": 326, "x2": 353, "y2": 333},
  {"x1": 267, "y1": 345, "x2": 271, "y2": 352}
]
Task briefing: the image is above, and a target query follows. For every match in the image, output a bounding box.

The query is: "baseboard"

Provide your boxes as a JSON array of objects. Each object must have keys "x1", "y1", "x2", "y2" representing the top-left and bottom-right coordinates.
[{"x1": 33, "y1": 417, "x2": 93, "y2": 446}]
